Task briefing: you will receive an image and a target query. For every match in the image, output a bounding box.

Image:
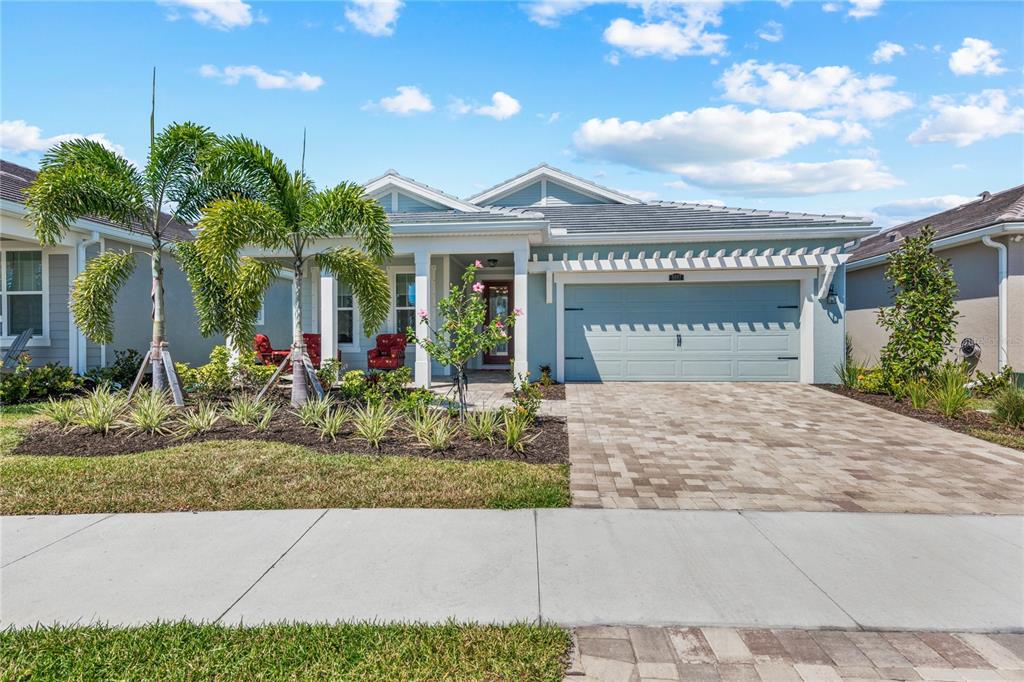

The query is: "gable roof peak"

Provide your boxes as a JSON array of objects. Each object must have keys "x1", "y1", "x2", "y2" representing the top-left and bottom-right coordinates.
[
  {"x1": 466, "y1": 163, "x2": 643, "y2": 206},
  {"x1": 362, "y1": 168, "x2": 484, "y2": 213}
]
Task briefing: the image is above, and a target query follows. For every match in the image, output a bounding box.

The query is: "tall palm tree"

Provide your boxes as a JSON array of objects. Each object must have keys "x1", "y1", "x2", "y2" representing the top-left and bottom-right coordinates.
[
  {"x1": 187, "y1": 136, "x2": 392, "y2": 405},
  {"x1": 25, "y1": 76, "x2": 216, "y2": 404}
]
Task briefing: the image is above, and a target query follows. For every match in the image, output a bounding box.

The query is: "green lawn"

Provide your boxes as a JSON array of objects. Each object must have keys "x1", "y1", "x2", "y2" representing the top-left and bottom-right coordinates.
[
  {"x1": 0, "y1": 405, "x2": 569, "y2": 514},
  {"x1": 0, "y1": 621, "x2": 570, "y2": 682}
]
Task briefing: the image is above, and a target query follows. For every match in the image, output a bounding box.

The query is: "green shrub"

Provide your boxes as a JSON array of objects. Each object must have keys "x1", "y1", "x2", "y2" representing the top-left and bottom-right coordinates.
[
  {"x1": 294, "y1": 396, "x2": 334, "y2": 428},
  {"x1": 501, "y1": 409, "x2": 538, "y2": 453},
  {"x1": 834, "y1": 360, "x2": 862, "y2": 388},
  {"x1": 973, "y1": 366, "x2": 1016, "y2": 398},
  {"x1": 226, "y1": 394, "x2": 267, "y2": 426},
  {"x1": 992, "y1": 386, "x2": 1024, "y2": 429},
  {"x1": 318, "y1": 407, "x2": 350, "y2": 442},
  {"x1": 124, "y1": 391, "x2": 177, "y2": 435},
  {"x1": 538, "y1": 364, "x2": 555, "y2": 387},
  {"x1": 338, "y1": 370, "x2": 367, "y2": 401},
  {"x1": 369, "y1": 366, "x2": 413, "y2": 401},
  {"x1": 855, "y1": 367, "x2": 889, "y2": 395},
  {"x1": 906, "y1": 380, "x2": 930, "y2": 409},
  {"x1": 394, "y1": 387, "x2": 436, "y2": 415},
  {"x1": 419, "y1": 416, "x2": 458, "y2": 452},
  {"x1": 85, "y1": 348, "x2": 144, "y2": 389},
  {"x1": 176, "y1": 346, "x2": 274, "y2": 398},
  {"x1": 39, "y1": 397, "x2": 80, "y2": 430},
  {"x1": 0, "y1": 355, "x2": 82, "y2": 405},
  {"x1": 177, "y1": 401, "x2": 221, "y2": 437},
  {"x1": 510, "y1": 371, "x2": 542, "y2": 420},
  {"x1": 465, "y1": 409, "x2": 499, "y2": 444},
  {"x1": 407, "y1": 405, "x2": 445, "y2": 441},
  {"x1": 929, "y1": 361, "x2": 971, "y2": 417},
  {"x1": 76, "y1": 386, "x2": 130, "y2": 435},
  {"x1": 316, "y1": 359, "x2": 342, "y2": 389},
  {"x1": 352, "y1": 403, "x2": 399, "y2": 449}
]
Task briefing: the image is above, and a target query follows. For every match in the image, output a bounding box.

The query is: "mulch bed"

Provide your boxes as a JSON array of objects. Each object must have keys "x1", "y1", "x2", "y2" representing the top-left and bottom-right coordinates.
[
  {"x1": 13, "y1": 412, "x2": 568, "y2": 464},
  {"x1": 504, "y1": 383, "x2": 566, "y2": 400},
  {"x1": 818, "y1": 384, "x2": 1023, "y2": 449}
]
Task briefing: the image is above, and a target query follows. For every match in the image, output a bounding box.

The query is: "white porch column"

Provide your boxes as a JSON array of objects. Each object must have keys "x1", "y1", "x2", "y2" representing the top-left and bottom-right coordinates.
[
  {"x1": 319, "y1": 270, "x2": 337, "y2": 367},
  {"x1": 555, "y1": 279, "x2": 565, "y2": 384},
  {"x1": 513, "y1": 246, "x2": 529, "y2": 379},
  {"x1": 414, "y1": 249, "x2": 432, "y2": 388},
  {"x1": 799, "y1": 274, "x2": 815, "y2": 383}
]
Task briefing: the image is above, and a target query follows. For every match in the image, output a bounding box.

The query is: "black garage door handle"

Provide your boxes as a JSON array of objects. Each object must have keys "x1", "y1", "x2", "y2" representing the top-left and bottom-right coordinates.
[{"x1": 777, "y1": 356, "x2": 798, "y2": 360}]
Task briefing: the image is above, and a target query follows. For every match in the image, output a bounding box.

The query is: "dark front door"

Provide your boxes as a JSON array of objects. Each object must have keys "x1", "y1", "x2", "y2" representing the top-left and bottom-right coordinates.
[{"x1": 483, "y1": 281, "x2": 513, "y2": 365}]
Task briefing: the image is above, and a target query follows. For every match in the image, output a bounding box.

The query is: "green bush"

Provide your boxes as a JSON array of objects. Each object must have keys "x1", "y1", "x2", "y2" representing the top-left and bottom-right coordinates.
[
  {"x1": 175, "y1": 346, "x2": 274, "y2": 398},
  {"x1": 906, "y1": 379, "x2": 930, "y2": 409},
  {"x1": 929, "y1": 361, "x2": 971, "y2": 417},
  {"x1": 177, "y1": 402, "x2": 221, "y2": 438},
  {"x1": 85, "y1": 348, "x2": 144, "y2": 389},
  {"x1": 226, "y1": 394, "x2": 267, "y2": 426},
  {"x1": 316, "y1": 359, "x2": 342, "y2": 389},
  {"x1": 124, "y1": 391, "x2": 177, "y2": 435},
  {"x1": 76, "y1": 386, "x2": 130, "y2": 435},
  {"x1": 294, "y1": 396, "x2": 334, "y2": 428},
  {"x1": 394, "y1": 387, "x2": 436, "y2": 415},
  {"x1": 0, "y1": 355, "x2": 82, "y2": 405},
  {"x1": 973, "y1": 366, "x2": 1016, "y2": 398},
  {"x1": 352, "y1": 403, "x2": 399, "y2": 449},
  {"x1": 992, "y1": 386, "x2": 1024, "y2": 429},
  {"x1": 855, "y1": 367, "x2": 889, "y2": 395},
  {"x1": 500, "y1": 409, "x2": 538, "y2": 453},
  {"x1": 338, "y1": 370, "x2": 367, "y2": 401},
  {"x1": 318, "y1": 406, "x2": 350, "y2": 442},
  {"x1": 465, "y1": 409, "x2": 499, "y2": 444},
  {"x1": 510, "y1": 371, "x2": 542, "y2": 420},
  {"x1": 834, "y1": 360, "x2": 862, "y2": 388},
  {"x1": 419, "y1": 416, "x2": 458, "y2": 452},
  {"x1": 39, "y1": 397, "x2": 81, "y2": 430}
]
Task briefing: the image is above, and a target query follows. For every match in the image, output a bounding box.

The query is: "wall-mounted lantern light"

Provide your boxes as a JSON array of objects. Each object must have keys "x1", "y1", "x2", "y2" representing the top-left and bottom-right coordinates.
[
  {"x1": 487, "y1": 258, "x2": 498, "y2": 267},
  {"x1": 826, "y1": 285, "x2": 838, "y2": 304}
]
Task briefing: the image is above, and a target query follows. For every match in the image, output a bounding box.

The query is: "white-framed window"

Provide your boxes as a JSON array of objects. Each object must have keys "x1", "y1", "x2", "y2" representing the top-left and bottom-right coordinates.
[
  {"x1": 255, "y1": 299, "x2": 265, "y2": 326},
  {"x1": 337, "y1": 280, "x2": 357, "y2": 347},
  {"x1": 1, "y1": 248, "x2": 47, "y2": 342},
  {"x1": 391, "y1": 269, "x2": 416, "y2": 338}
]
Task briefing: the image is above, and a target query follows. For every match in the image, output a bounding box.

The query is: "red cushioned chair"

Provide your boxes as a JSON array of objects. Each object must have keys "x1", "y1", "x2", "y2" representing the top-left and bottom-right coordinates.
[
  {"x1": 367, "y1": 333, "x2": 406, "y2": 370},
  {"x1": 253, "y1": 334, "x2": 289, "y2": 366},
  {"x1": 302, "y1": 333, "x2": 322, "y2": 368}
]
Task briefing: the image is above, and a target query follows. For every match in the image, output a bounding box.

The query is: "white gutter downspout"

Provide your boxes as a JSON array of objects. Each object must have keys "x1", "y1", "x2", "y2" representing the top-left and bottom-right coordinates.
[
  {"x1": 981, "y1": 235, "x2": 1008, "y2": 371},
  {"x1": 75, "y1": 231, "x2": 101, "y2": 374}
]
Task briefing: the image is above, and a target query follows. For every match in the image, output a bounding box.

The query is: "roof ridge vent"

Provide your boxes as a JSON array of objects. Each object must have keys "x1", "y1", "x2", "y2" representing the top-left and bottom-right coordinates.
[
  {"x1": 887, "y1": 230, "x2": 902, "y2": 243},
  {"x1": 978, "y1": 191, "x2": 992, "y2": 202}
]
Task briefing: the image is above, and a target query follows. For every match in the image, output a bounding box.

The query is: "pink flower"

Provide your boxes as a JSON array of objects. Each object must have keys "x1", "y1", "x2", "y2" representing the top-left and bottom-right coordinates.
[
  {"x1": 474, "y1": 260, "x2": 483, "y2": 268},
  {"x1": 499, "y1": 329, "x2": 507, "y2": 338},
  {"x1": 472, "y1": 282, "x2": 485, "y2": 293},
  {"x1": 495, "y1": 320, "x2": 504, "y2": 328},
  {"x1": 513, "y1": 307, "x2": 523, "y2": 317},
  {"x1": 418, "y1": 309, "x2": 428, "y2": 320}
]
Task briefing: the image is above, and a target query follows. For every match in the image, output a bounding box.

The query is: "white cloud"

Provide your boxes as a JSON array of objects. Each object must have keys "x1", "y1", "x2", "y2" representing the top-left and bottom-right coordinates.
[
  {"x1": 158, "y1": 0, "x2": 256, "y2": 30},
  {"x1": 948, "y1": 37, "x2": 1007, "y2": 76},
  {"x1": 447, "y1": 97, "x2": 472, "y2": 116},
  {"x1": 200, "y1": 64, "x2": 324, "y2": 91},
  {"x1": 604, "y1": 51, "x2": 621, "y2": 66},
  {"x1": 756, "y1": 20, "x2": 783, "y2": 43},
  {"x1": 523, "y1": 0, "x2": 602, "y2": 28},
  {"x1": 908, "y1": 89, "x2": 1024, "y2": 147},
  {"x1": 871, "y1": 41, "x2": 905, "y2": 64},
  {"x1": 664, "y1": 159, "x2": 900, "y2": 196},
  {"x1": 344, "y1": 0, "x2": 402, "y2": 36},
  {"x1": 821, "y1": 2, "x2": 840, "y2": 11},
  {"x1": 848, "y1": 0, "x2": 883, "y2": 18},
  {"x1": 873, "y1": 195, "x2": 973, "y2": 220},
  {"x1": 603, "y1": 2, "x2": 728, "y2": 59},
  {"x1": 0, "y1": 120, "x2": 125, "y2": 156},
  {"x1": 951, "y1": 163, "x2": 968, "y2": 171},
  {"x1": 474, "y1": 92, "x2": 522, "y2": 120},
  {"x1": 719, "y1": 60, "x2": 912, "y2": 120},
  {"x1": 365, "y1": 86, "x2": 433, "y2": 115},
  {"x1": 538, "y1": 112, "x2": 562, "y2": 124},
  {"x1": 620, "y1": 188, "x2": 660, "y2": 201}
]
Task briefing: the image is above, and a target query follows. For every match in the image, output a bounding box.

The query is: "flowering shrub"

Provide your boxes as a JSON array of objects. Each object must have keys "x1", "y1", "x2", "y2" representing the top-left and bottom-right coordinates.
[{"x1": 407, "y1": 261, "x2": 518, "y2": 418}]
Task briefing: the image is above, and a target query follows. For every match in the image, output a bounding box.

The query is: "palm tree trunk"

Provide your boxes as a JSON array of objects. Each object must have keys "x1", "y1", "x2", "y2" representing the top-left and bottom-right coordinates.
[
  {"x1": 290, "y1": 259, "x2": 308, "y2": 406},
  {"x1": 150, "y1": 246, "x2": 167, "y2": 392}
]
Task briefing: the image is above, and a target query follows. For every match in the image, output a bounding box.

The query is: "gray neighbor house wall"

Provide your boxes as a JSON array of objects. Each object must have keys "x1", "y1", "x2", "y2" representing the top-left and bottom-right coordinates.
[{"x1": 847, "y1": 237, "x2": 1024, "y2": 374}]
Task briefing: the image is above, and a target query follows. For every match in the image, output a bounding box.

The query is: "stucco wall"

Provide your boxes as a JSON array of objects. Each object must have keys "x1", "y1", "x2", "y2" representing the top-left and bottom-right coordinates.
[{"x1": 846, "y1": 239, "x2": 1016, "y2": 373}]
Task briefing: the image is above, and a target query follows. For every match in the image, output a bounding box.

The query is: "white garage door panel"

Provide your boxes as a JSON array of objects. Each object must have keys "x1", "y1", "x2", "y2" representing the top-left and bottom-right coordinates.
[{"x1": 565, "y1": 281, "x2": 800, "y2": 382}]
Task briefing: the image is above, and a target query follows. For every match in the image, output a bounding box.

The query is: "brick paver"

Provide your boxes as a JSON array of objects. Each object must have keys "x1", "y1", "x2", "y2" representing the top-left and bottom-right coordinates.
[
  {"x1": 567, "y1": 383, "x2": 1023, "y2": 513},
  {"x1": 567, "y1": 627, "x2": 1024, "y2": 681}
]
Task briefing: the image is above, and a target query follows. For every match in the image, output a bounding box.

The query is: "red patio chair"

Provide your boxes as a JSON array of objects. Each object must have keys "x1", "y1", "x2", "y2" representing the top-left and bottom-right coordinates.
[
  {"x1": 253, "y1": 334, "x2": 290, "y2": 366},
  {"x1": 367, "y1": 333, "x2": 406, "y2": 370},
  {"x1": 302, "y1": 333, "x2": 321, "y2": 368}
]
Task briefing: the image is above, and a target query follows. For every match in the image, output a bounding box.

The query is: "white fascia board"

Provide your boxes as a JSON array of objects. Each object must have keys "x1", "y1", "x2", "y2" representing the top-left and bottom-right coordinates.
[
  {"x1": 547, "y1": 225, "x2": 878, "y2": 244},
  {"x1": 389, "y1": 219, "x2": 549, "y2": 234},
  {"x1": 848, "y1": 223, "x2": 1024, "y2": 271},
  {"x1": 363, "y1": 174, "x2": 484, "y2": 213},
  {"x1": 467, "y1": 165, "x2": 642, "y2": 206},
  {"x1": 1, "y1": 200, "x2": 154, "y2": 247}
]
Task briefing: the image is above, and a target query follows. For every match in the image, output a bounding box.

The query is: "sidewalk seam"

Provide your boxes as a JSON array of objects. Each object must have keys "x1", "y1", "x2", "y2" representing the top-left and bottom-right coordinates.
[
  {"x1": 214, "y1": 508, "x2": 329, "y2": 624},
  {"x1": 1, "y1": 513, "x2": 116, "y2": 569},
  {"x1": 533, "y1": 509, "x2": 543, "y2": 624},
  {"x1": 739, "y1": 510, "x2": 863, "y2": 631}
]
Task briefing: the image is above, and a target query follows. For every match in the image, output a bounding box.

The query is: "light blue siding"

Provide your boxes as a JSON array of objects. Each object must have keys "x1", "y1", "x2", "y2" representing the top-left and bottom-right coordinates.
[
  {"x1": 21, "y1": 253, "x2": 71, "y2": 368},
  {"x1": 396, "y1": 191, "x2": 442, "y2": 212},
  {"x1": 527, "y1": 273, "x2": 556, "y2": 376},
  {"x1": 488, "y1": 179, "x2": 606, "y2": 207},
  {"x1": 545, "y1": 181, "x2": 602, "y2": 205},
  {"x1": 490, "y1": 181, "x2": 542, "y2": 207}
]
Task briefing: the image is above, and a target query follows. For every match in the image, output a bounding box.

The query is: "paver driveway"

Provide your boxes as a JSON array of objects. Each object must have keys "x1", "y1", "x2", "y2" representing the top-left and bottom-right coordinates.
[{"x1": 568, "y1": 383, "x2": 1024, "y2": 513}]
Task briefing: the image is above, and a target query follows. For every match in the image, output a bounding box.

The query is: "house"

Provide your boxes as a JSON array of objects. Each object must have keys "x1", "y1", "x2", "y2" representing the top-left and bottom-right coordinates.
[
  {"x1": 310, "y1": 164, "x2": 874, "y2": 386},
  {"x1": 0, "y1": 159, "x2": 292, "y2": 370},
  {"x1": 847, "y1": 185, "x2": 1024, "y2": 376}
]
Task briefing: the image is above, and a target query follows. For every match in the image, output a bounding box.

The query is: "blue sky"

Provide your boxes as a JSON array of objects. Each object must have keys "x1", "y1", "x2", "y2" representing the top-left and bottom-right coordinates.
[{"x1": 2, "y1": 0, "x2": 1021, "y2": 226}]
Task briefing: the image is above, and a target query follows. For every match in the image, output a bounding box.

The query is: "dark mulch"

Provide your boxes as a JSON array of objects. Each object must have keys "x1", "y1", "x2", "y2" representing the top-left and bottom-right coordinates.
[
  {"x1": 13, "y1": 412, "x2": 569, "y2": 464},
  {"x1": 504, "y1": 383, "x2": 566, "y2": 401},
  {"x1": 818, "y1": 384, "x2": 1023, "y2": 450}
]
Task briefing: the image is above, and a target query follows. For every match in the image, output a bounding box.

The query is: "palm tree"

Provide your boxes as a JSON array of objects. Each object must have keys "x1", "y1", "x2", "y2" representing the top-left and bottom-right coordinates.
[
  {"x1": 25, "y1": 74, "x2": 216, "y2": 404},
  {"x1": 187, "y1": 135, "x2": 392, "y2": 405}
]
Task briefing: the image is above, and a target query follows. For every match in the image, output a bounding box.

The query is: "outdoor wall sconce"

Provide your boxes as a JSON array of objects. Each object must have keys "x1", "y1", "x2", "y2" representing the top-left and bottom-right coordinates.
[{"x1": 826, "y1": 285, "x2": 838, "y2": 304}]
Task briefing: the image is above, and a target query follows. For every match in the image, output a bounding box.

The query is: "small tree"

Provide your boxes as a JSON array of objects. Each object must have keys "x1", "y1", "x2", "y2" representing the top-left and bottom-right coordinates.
[
  {"x1": 407, "y1": 262, "x2": 518, "y2": 419},
  {"x1": 877, "y1": 225, "x2": 959, "y2": 389}
]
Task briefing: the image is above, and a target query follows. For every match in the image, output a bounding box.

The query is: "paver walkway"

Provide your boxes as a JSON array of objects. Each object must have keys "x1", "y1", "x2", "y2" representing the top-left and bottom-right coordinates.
[
  {"x1": 568, "y1": 383, "x2": 1024, "y2": 513},
  {"x1": 567, "y1": 626, "x2": 1024, "y2": 681}
]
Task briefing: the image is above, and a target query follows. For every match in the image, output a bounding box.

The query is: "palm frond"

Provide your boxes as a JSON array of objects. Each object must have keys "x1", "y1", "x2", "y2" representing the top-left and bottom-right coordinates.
[
  {"x1": 204, "y1": 136, "x2": 302, "y2": 226},
  {"x1": 70, "y1": 250, "x2": 138, "y2": 344},
  {"x1": 303, "y1": 183, "x2": 393, "y2": 264},
  {"x1": 146, "y1": 122, "x2": 218, "y2": 227},
  {"x1": 316, "y1": 248, "x2": 391, "y2": 336},
  {"x1": 195, "y1": 198, "x2": 287, "y2": 279},
  {"x1": 25, "y1": 139, "x2": 147, "y2": 244}
]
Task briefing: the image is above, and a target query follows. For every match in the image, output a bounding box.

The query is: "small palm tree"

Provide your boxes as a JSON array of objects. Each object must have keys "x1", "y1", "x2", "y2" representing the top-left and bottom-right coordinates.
[
  {"x1": 187, "y1": 135, "x2": 392, "y2": 406},
  {"x1": 25, "y1": 74, "x2": 216, "y2": 404}
]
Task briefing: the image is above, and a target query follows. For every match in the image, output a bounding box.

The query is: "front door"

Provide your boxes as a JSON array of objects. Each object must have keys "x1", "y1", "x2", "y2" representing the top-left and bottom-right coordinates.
[{"x1": 483, "y1": 281, "x2": 513, "y2": 365}]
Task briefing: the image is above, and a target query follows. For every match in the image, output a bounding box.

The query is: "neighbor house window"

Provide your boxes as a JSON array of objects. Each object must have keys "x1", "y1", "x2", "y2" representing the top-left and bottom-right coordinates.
[
  {"x1": 2, "y1": 250, "x2": 44, "y2": 338},
  {"x1": 337, "y1": 281, "x2": 354, "y2": 345},
  {"x1": 394, "y1": 272, "x2": 416, "y2": 336}
]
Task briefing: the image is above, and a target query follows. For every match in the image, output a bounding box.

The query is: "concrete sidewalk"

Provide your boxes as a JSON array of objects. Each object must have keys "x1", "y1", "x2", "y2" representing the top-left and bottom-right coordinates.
[{"x1": 1, "y1": 509, "x2": 1021, "y2": 631}]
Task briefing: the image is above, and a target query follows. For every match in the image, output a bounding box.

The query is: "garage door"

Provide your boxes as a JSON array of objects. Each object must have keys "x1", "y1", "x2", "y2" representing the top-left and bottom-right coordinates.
[{"x1": 564, "y1": 281, "x2": 800, "y2": 382}]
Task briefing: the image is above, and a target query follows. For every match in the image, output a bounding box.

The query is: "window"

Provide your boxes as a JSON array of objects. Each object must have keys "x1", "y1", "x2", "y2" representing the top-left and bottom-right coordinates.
[
  {"x1": 2, "y1": 250, "x2": 44, "y2": 338},
  {"x1": 394, "y1": 272, "x2": 416, "y2": 336},
  {"x1": 255, "y1": 299, "x2": 265, "y2": 326},
  {"x1": 337, "y1": 281, "x2": 354, "y2": 345}
]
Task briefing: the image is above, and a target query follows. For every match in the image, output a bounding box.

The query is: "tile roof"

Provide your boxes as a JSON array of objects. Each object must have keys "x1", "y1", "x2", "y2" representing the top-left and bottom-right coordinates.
[
  {"x1": 526, "y1": 201, "x2": 871, "y2": 235},
  {"x1": 387, "y1": 206, "x2": 544, "y2": 224},
  {"x1": 850, "y1": 184, "x2": 1024, "y2": 263},
  {"x1": 0, "y1": 159, "x2": 195, "y2": 242}
]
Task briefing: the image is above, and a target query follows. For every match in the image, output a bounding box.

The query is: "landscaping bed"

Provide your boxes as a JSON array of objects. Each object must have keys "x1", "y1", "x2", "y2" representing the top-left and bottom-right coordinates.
[
  {"x1": 505, "y1": 382, "x2": 565, "y2": 400},
  {"x1": 0, "y1": 621, "x2": 570, "y2": 682},
  {"x1": 821, "y1": 384, "x2": 1024, "y2": 452},
  {"x1": 13, "y1": 410, "x2": 568, "y2": 463}
]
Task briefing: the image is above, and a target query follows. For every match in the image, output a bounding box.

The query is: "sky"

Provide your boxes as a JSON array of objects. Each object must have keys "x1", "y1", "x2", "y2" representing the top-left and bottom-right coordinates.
[{"x1": 1, "y1": 0, "x2": 1022, "y2": 227}]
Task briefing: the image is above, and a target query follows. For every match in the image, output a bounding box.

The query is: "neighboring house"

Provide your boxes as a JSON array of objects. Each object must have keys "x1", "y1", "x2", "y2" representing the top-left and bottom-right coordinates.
[
  {"x1": 300, "y1": 163, "x2": 874, "y2": 386},
  {"x1": 847, "y1": 185, "x2": 1024, "y2": 375},
  {"x1": 0, "y1": 159, "x2": 291, "y2": 370}
]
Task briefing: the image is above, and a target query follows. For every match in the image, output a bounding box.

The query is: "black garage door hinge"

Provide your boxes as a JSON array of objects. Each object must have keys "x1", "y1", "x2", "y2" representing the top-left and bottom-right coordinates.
[
  {"x1": 777, "y1": 305, "x2": 798, "y2": 309},
  {"x1": 777, "y1": 356, "x2": 798, "y2": 360},
  {"x1": 565, "y1": 307, "x2": 584, "y2": 311},
  {"x1": 565, "y1": 356, "x2": 584, "y2": 360}
]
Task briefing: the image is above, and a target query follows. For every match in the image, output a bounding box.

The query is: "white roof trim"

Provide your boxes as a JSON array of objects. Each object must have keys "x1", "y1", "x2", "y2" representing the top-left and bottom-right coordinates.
[
  {"x1": 363, "y1": 170, "x2": 485, "y2": 213},
  {"x1": 467, "y1": 163, "x2": 642, "y2": 206},
  {"x1": 527, "y1": 247, "x2": 850, "y2": 273}
]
